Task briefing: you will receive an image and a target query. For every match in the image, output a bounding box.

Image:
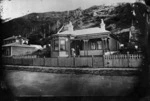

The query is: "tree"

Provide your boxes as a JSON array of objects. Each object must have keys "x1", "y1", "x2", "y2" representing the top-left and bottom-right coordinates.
[
  {"x1": 144, "y1": 0, "x2": 150, "y2": 6},
  {"x1": 133, "y1": 0, "x2": 150, "y2": 97}
]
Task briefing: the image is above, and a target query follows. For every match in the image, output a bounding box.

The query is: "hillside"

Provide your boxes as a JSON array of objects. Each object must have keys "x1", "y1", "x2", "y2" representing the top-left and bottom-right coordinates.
[{"x1": 2, "y1": 2, "x2": 147, "y2": 46}]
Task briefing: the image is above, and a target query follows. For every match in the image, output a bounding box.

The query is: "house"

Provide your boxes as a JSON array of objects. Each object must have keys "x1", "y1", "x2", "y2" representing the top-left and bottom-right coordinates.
[
  {"x1": 2, "y1": 36, "x2": 42, "y2": 57},
  {"x1": 50, "y1": 19, "x2": 120, "y2": 57}
]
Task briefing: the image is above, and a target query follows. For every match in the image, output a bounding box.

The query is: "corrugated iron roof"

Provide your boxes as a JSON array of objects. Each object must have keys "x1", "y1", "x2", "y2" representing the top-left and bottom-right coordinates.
[{"x1": 57, "y1": 27, "x2": 110, "y2": 36}]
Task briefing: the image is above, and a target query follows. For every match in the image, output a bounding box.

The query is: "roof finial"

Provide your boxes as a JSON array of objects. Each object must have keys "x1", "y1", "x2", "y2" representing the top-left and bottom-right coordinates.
[{"x1": 100, "y1": 19, "x2": 105, "y2": 30}]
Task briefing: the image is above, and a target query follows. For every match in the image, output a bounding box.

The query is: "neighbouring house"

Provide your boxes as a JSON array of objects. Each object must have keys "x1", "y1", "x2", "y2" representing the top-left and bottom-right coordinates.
[
  {"x1": 2, "y1": 36, "x2": 42, "y2": 57},
  {"x1": 2, "y1": 43, "x2": 36, "y2": 56},
  {"x1": 50, "y1": 19, "x2": 120, "y2": 57}
]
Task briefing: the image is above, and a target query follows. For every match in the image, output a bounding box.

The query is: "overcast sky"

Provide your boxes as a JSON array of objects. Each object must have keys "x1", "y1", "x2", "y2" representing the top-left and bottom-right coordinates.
[{"x1": 1, "y1": 0, "x2": 136, "y2": 20}]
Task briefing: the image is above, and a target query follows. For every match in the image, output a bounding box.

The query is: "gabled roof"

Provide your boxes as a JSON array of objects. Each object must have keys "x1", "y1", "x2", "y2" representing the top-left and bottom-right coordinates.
[{"x1": 2, "y1": 43, "x2": 35, "y2": 48}]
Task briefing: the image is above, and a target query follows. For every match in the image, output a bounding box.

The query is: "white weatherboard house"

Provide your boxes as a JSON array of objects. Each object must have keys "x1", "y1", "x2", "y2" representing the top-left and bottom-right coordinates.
[{"x1": 50, "y1": 19, "x2": 120, "y2": 57}]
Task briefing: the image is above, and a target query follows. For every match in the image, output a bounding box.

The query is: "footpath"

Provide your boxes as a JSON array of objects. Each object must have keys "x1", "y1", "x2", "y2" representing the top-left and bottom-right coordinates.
[{"x1": 3, "y1": 65, "x2": 141, "y2": 76}]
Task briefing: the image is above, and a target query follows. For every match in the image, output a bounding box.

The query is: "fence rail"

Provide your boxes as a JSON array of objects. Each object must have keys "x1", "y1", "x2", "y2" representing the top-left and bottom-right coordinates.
[
  {"x1": 2, "y1": 54, "x2": 143, "y2": 68},
  {"x1": 12, "y1": 55, "x2": 37, "y2": 58}
]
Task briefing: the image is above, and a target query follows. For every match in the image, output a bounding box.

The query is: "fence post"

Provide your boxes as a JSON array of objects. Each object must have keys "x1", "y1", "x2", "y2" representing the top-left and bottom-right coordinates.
[
  {"x1": 127, "y1": 52, "x2": 129, "y2": 67},
  {"x1": 73, "y1": 57, "x2": 75, "y2": 67},
  {"x1": 57, "y1": 57, "x2": 59, "y2": 67},
  {"x1": 92, "y1": 55, "x2": 93, "y2": 68},
  {"x1": 21, "y1": 58, "x2": 23, "y2": 66},
  {"x1": 103, "y1": 55, "x2": 106, "y2": 67},
  {"x1": 43, "y1": 57, "x2": 45, "y2": 66}
]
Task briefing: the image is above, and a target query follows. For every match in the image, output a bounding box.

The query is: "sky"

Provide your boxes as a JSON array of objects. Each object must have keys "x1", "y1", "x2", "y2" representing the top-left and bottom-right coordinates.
[{"x1": 1, "y1": 0, "x2": 136, "y2": 20}]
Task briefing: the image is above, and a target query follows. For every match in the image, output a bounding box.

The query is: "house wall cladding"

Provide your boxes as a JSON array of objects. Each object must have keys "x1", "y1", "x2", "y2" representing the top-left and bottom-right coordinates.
[
  {"x1": 11, "y1": 46, "x2": 35, "y2": 56},
  {"x1": 3, "y1": 54, "x2": 143, "y2": 68}
]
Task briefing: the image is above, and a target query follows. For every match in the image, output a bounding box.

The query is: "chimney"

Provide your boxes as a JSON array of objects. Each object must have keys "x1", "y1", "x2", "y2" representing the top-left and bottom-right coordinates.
[
  {"x1": 68, "y1": 21, "x2": 74, "y2": 32},
  {"x1": 100, "y1": 19, "x2": 106, "y2": 30},
  {"x1": 19, "y1": 39, "x2": 23, "y2": 45}
]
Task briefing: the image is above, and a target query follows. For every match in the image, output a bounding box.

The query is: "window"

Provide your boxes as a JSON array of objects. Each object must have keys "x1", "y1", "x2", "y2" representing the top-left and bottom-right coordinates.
[
  {"x1": 16, "y1": 39, "x2": 19, "y2": 43},
  {"x1": 6, "y1": 47, "x2": 10, "y2": 56},
  {"x1": 97, "y1": 41, "x2": 102, "y2": 49},
  {"x1": 60, "y1": 39, "x2": 66, "y2": 51},
  {"x1": 54, "y1": 40, "x2": 59, "y2": 51},
  {"x1": 91, "y1": 42, "x2": 96, "y2": 50}
]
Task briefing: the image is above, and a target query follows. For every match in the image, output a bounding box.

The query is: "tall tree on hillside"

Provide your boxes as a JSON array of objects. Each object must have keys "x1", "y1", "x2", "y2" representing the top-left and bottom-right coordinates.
[
  {"x1": 56, "y1": 20, "x2": 61, "y2": 32},
  {"x1": 131, "y1": 1, "x2": 150, "y2": 97},
  {"x1": 144, "y1": 0, "x2": 150, "y2": 96}
]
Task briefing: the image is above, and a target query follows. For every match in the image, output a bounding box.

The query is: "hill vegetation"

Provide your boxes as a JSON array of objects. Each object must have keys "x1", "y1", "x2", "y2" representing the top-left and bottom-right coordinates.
[{"x1": 2, "y1": 2, "x2": 148, "y2": 47}]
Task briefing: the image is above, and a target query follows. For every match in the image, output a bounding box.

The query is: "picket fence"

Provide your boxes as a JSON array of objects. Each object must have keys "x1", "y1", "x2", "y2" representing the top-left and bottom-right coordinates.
[
  {"x1": 104, "y1": 54, "x2": 143, "y2": 67},
  {"x1": 3, "y1": 54, "x2": 143, "y2": 68}
]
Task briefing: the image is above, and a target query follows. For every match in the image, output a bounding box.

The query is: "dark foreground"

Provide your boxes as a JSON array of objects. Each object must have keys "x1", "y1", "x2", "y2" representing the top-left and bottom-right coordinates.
[
  {"x1": 2, "y1": 65, "x2": 141, "y2": 96},
  {"x1": 1, "y1": 65, "x2": 149, "y2": 101}
]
